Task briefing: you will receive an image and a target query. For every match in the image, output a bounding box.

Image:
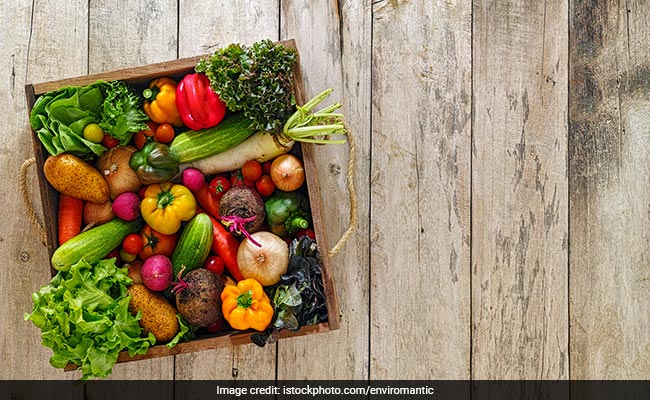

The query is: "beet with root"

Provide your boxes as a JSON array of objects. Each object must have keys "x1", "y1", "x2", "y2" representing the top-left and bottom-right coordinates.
[
  {"x1": 219, "y1": 185, "x2": 266, "y2": 242},
  {"x1": 172, "y1": 268, "x2": 225, "y2": 328}
]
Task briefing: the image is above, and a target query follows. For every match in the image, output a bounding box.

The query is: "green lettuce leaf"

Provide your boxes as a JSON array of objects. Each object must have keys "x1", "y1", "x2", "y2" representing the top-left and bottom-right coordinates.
[
  {"x1": 99, "y1": 80, "x2": 148, "y2": 145},
  {"x1": 25, "y1": 258, "x2": 155, "y2": 380}
]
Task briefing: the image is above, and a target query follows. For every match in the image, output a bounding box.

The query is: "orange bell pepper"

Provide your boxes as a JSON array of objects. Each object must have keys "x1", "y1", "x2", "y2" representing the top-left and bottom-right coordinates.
[
  {"x1": 221, "y1": 278, "x2": 274, "y2": 331},
  {"x1": 142, "y1": 77, "x2": 183, "y2": 127}
]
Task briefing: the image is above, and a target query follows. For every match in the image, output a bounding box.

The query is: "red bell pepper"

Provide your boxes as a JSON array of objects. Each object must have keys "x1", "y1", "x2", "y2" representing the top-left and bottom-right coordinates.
[{"x1": 176, "y1": 73, "x2": 227, "y2": 130}]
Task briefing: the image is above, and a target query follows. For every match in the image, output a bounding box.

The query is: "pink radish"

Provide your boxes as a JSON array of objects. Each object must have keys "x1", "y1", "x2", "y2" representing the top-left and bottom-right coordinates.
[
  {"x1": 112, "y1": 192, "x2": 140, "y2": 221},
  {"x1": 141, "y1": 255, "x2": 173, "y2": 291},
  {"x1": 182, "y1": 168, "x2": 205, "y2": 192}
]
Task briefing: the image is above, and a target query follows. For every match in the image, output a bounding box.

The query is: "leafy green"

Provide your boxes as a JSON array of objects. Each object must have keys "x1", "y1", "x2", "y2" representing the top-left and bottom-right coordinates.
[
  {"x1": 166, "y1": 314, "x2": 197, "y2": 348},
  {"x1": 30, "y1": 82, "x2": 108, "y2": 158},
  {"x1": 195, "y1": 39, "x2": 297, "y2": 133},
  {"x1": 251, "y1": 237, "x2": 328, "y2": 347},
  {"x1": 25, "y1": 258, "x2": 155, "y2": 380},
  {"x1": 99, "y1": 80, "x2": 149, "y2": 145}
]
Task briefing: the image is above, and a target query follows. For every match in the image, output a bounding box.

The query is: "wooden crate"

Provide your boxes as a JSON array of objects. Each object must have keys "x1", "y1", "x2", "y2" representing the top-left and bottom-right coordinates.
[{"x1": 24, "y1": 39, "x2": 340, "y2": 365}]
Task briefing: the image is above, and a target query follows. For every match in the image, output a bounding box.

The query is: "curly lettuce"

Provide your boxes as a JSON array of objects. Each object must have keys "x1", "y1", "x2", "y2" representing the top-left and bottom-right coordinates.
[
  {"x1": 99, "y1": 80, "x2": 148, "y2": 145},
  {"x1": 24, "y1": 258, "x2": 155, "y2": 380}
]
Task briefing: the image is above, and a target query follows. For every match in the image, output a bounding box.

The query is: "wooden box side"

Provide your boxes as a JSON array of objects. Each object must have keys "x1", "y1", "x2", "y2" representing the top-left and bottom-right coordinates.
[{"x1": 26, "y1": 39, "x2": 341, "y2": 366}]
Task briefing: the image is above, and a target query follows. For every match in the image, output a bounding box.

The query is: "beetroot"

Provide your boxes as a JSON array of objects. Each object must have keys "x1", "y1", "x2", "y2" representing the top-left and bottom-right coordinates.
[
  {"x1": 172, "y1": 268, "x2": 225, "y2": 328},
  {"x1": 141, "y1": 255, "x2": 173, "y2": 291},
  {"x1": 219, "y1": 186, "x2": 265, "y2": 243}
]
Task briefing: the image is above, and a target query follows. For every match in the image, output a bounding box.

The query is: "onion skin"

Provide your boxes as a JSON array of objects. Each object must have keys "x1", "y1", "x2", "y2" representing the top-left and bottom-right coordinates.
[
  {"x1": 97, "y1": 146, "x2": 142, "y2": 199},
  {"x1": 270, "y1": 154, "x2": 305, "y2": 192},
  {"x1": 237, "y1": 231, "x2": 289, "y2": 286},
  {"x1": 83, "y1": 200, "x2": 114, "y2": 226}
]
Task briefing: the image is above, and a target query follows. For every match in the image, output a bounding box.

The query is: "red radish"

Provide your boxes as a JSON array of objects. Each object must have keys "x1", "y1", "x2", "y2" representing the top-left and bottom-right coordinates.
[
  {"x1": 112, "y1": 192, "x2": 141, "y2": 221},
  {"x1": 141, "y1": 255, "x2": 173, "y2": 291},
  {"x1": 182, "y1": 168, "x2": 205, "y2": 192}
]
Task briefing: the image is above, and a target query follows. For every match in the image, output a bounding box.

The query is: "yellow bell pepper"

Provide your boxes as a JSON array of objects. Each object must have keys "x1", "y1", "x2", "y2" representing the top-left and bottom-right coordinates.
[
  {"x1": 221, "y1": 278, "x2": 274, "y2": 331},
  {"x1": 143, "y1": 77, "x2": 184, "y2": 127},
  {"x1": 140, "y1": 183, "x2": 196, "y2": 235}
]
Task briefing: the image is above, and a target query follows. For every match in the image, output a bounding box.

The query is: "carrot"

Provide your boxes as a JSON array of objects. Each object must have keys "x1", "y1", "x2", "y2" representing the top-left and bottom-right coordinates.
[
  {"x1": 194, "y1": 184, "x2": 221, "y2": 219},
  {"x1": 58, "y1": 193, "x2": 84, "y2": 245},
  {"x1": 199, "y1": 209, "x2": 245, "y2": 282}
]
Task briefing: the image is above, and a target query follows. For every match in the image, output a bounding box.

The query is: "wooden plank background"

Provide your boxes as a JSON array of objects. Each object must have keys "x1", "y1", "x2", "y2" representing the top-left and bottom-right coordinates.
[{"x1": 1, "y1": 0, "x2": 648, "y2": 381}]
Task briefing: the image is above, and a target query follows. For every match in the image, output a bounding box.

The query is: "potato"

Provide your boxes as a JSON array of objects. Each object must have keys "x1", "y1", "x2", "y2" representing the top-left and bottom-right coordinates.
[
  {"x1": 44, "y1": 153, "x2": 109, "y2": 203},
  {"x1": 128, "y1": 284, "x2": 179, "y2": 342}
]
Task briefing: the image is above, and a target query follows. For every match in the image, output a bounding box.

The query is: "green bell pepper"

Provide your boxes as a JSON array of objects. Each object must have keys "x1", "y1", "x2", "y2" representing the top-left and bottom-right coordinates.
[
  {"x1": 129, "y1": 141, "x2": 179, "y2": 185},
  {"x1": 264, "y1": 191, "x2": 311, "y2": 237}
]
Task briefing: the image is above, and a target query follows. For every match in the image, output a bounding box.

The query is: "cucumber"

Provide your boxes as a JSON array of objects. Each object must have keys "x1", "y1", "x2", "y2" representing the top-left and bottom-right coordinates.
[
  {"x1": 171, "y1": 213, "x2": 214, "y2": 277},
  {"x1": 169, "y1": 113, "x2": 256, "y2": 163},
  {"x1": 51, "y1": 218, "x2": 143, "y2": 271}
]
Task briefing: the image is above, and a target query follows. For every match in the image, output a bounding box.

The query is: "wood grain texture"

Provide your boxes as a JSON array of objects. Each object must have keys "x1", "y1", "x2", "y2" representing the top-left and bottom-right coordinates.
[
  {"x1": 277, "y1": 0, "x2": 371, "y2": 380},
  {"x1": 569, "y1": 0, "x2": 650, "y2": 379},
  {"x1": 172, "y1": 0, "x2": 279, "y2": 381},
  {"x1": 3, "y1": 0, "x2": 86, "y2": 381},
  {"x1": 89, "y1": 0, "x2": 178, "y2": 71},
  {"x1": 85, "y1": 0, "x2": 177, "y2": 383},
  {"x1": 370, "y1": 0, "x2": 472, "y2": 379},
  {"x1": 472, "y1": 0, "x2": 568, "y2": 379}
]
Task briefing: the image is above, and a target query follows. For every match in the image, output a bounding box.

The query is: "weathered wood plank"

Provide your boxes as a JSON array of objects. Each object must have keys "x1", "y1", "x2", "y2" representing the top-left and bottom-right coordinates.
[
  {"x1": 86, "y1": 0, "x2": 177, "y2": 383},
  {"x1": 472, "y1": 0, "x2": 568, "y2": 379},
  {"x1": 3, "y1": 0, "x2": 87, "y2": 382},
  {"x1": 276, "y1": 0, "x2": 371, "y2": 380},
  {"x1": 569, "y1": 0, "x2": 650, "y2": 379},
  {"x1": 370, "y1": 0, "x2": 472, "y2": 379},
  {"x1": 173, "y1": 0, "x2": 279, "y2": 381}
]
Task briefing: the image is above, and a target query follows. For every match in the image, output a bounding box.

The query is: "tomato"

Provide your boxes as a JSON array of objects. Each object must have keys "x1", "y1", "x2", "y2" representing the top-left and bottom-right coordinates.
[
  {"x1": 230, "y1": 170, "x2": 245, "y2": 187},
  {"x1": 295, "y1": 228, "x2": 316, "y2": 240},
  {"x1": 133, "y1": 121, "x2": 156, "y2": 149},
  {"x1": 139, "y1": 225, "x2": 178, "y2": 260},
  {"x1": 122, "y1": 233, "x2": 144, "y2": 255},
  {"x1": 138, "y1": 185, "x2": 148, "y2": 199},
  {"x1": 106, "y1": 247, "x2": 122, "y2": 264},
  {"x1": 242, "y1": 160, "x2": 262, "y2": 181},
  {"x1": 255, "y1": 175, "x2": 275, "y2": 197},
  {"x1": 209, "y1": 175, "x2": 231, "y2": 201},
  {"x1": 261, "y1": 161, "x2": 272, "y2": 175},
  {"x1": 120, "y1": 248, "x2": 137, "y2": 263},
  {"x1": 203, "y1": 255, "x2": 225, "y2": 276},
  {"x1": 83, "y1": 123, "x2": 105, "y2": 143},
  {"x1": 205, "y1": 318, "x2": 224, "y2": 333},
  {"x1": 155, "y1": 123, "x2": 175, "y2": 143},
  {"x1": 102, "y1": 135, "x2": 119, "y2": 148}
]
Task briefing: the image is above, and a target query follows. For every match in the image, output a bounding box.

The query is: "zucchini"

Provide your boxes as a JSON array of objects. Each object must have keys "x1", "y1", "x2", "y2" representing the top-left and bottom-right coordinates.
[
  {"x1": 169, "y1": 113, "x2": 256, "y2": 163},
  {"x1": 171, "y1": 213, "x2": 214, "y2": 277},
  {"x1": 51, "y1": 218, "x2": 143, "y2": 271}
]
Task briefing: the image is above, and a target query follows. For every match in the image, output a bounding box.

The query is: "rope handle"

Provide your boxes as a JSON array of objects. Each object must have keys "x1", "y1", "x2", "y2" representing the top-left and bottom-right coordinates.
[
  {"x1": 19, "y1": 158, "x2": 47, "y2": 246},
  {"x1": 327, "y1": 123, "x2": 357, "y2": 258},
  {"x1": 19, "y1": 129, "x2": 357, "y2": 257}
]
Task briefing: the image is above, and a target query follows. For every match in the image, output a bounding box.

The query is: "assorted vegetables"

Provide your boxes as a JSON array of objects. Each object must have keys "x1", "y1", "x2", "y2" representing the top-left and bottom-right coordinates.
[{"x1": 27, "y1": 39, "x2": 346, "y2": 379}]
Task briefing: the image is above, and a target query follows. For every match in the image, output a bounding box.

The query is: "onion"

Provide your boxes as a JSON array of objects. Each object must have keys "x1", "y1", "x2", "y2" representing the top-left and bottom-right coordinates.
[
  {"x1": 127, "y1": 260, "x2": 143, "y2": 284},
  {"x1": 96, "y1": 146, "x2": 142, "y2": 199},
  {"x1": 237, "y1": 231, "x2": 289, "y2": 286},
  {"x1": 270, "y1": 154, "x2": 305, "y2": 192},
  {"x1": 83, "y1": 200, "x2": 114, "y2": 226}
]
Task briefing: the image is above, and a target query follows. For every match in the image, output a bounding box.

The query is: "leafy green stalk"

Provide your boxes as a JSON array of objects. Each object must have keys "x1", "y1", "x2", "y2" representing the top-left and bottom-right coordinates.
[{"x1": 282, "y1": 88, "x2": 347, "y2": 145}]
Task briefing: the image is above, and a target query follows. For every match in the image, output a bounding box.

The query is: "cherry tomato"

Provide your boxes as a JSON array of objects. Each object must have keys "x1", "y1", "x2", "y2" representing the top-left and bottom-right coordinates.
[
  {"x1": 203, "y1": 255, "x2": 225, "y2": 276},
  {"x1": 133, "y1": 121, "x2": 157, "y2": 149},
  {"x1": 139, "y1": 225, "x2": 178, "y2": 260},
  {"x1": 83, "y1": 123, "x2": 105, "y2": 143},
  {"x1": 155, "y1": 123, "x2": 175, "y2": 143},
  {"x1": 120, "y1": 248, "x2": 137, "y2": 263},
  {"x1": 255, "y1": 174, "x2": 276, "y2": 197},
  {"x1": 230, "y1": 170, "x2": 245, "y2": 187},
  {"x1": 205, "y1": 318, "x2": 224, "y2": 333},
  {"x1": 122, "y1": 233, "x2": 144, "y2": 255},
  {"x1": 295, "y1": 228, "x2": 316, "y2": 240},
  {"x1": 106, "y1": 247, "x2": 122, "y2": 264},
  {"x1": 102, "y1": 135, "x2": 119, "y2": 148},
  {"x1": 242, "y1": 160, "x2": 262, "y2": 181},
  {"x1": 261, "y1": 161, "x2": 272, "y2": 175},
  {"x1": 209, "y1": 175, "x2": 231, "y2": 201},
  {"x1": 138, "y1": 185, "x2": 148, "y2": 199}
]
